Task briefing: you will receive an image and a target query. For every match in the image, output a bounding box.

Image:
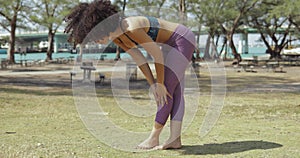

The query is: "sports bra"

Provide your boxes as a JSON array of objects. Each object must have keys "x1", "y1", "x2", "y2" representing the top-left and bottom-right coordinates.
[
  {"x1": 145, "y1": 16, "x2": 160, "y2": 41},
  {"x1": 117, "y1": 16, "x2": 160, "y2": 47}
]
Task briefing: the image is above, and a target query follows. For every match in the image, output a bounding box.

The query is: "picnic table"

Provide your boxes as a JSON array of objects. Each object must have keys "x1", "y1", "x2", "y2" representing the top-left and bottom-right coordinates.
[
  {"x1": 242, "y1": 56, "x2": 269, "y2": 66},
  {"x1": 126, "y1": 63, "x2": 137, "y2": 81},
  {"x1": 282, "y1": 54, "x2": 300, "y2": 66},
  {"x1": 1, "y1": 58, "x2": 9, "y2": 69},
  {"x1": 266, "y1": 61, "x2": 285, "y2": 72},
  {"x1": 15, "y1": 59, "x2": 28, "y2": 67},
  {"x1": 80, "y1": 62, "x2": 96, "y2": 82},
  {"x1": 237, "y1": 61, "x2": 256, "y2": 72}
]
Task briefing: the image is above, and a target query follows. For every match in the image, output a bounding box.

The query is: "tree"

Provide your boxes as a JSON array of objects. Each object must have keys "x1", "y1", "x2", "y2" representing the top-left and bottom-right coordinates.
[
  {"x1": 113, "y1": 0, "x2": 127, "y2": 60},
  {"x1": 126, "y1": 0, "x2": 167, "y2": 17},
  {"x1": 114, "y1": 0, "x2": 127, "y2": 12},
  {"x1": 187, "y1": 0, "x2": 205, "y2": 60},
  {"x1": 274, "y1": 0, "x2": 300, "y2": 43},
  {"x1": 30, "y1": 0, "x2": 79, "y2": 61},
  {"x1": 0, "y1": 0, "x2": 28, "y2": 63},
  {"x1": 189, "y1": 0, "x2": 225, "y2": 59},
  {"x1": 246, "y1": 0, "x2": 299, "y2": 59},
  {"x1": 277, "y1": 0, "x2": 300, "y2": 27},
  {"x1": 220, "y1": 0, "x2": 260, "y2": 62},
  {"x1": 189, "y1": 0, "x2": 260, "y2": 62},
  {"x1": 178, "y1": 0, "x2": 187, "y2": 24}
]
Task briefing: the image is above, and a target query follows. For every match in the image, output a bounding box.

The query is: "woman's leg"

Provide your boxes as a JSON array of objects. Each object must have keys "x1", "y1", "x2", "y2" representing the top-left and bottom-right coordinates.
[
  {"x1": 155, "y1": 38, "x2": 194, "y2": 125},
  {"x1": 137, "y1": 56, "x2": 184, "y2": 149},
  {"x1": 156, "y1": 82, "x2": 184, "y2": 150},
  {"x1": 155, "y1": 65, "x2": 182, "y2": 125},
  {"x1": 138, "y1": 26, "x2": 195, "y2": 149},
  {"x1": 137, "y1": 66, "x2": 180, "y2": 149},
  {"x1": 157, "y1": 29, "x2": 195, "y2": 149},
  {"x1": 156, "y1": 120, "x2": 183, "y2": 150},
  {"x1": 136, "y1": 122, "x2": 163, "y2": 149},
  {"x1": 153, "y1": 51, "x2": 189, "y2": 150}
]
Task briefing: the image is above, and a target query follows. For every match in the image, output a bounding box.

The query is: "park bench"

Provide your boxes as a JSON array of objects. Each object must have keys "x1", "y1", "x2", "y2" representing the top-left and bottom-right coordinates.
[
  {"x1": 80, "y1": 62, "x2": 96, "y2": 82},
  {"x1": 191, "y1": 62, "x2": 200, "y2": 78},
  {"x1": 1, "y1": 59, "x2": 9, "y2": 69},
  {"x1": 266, "y1": 61, "x2": 285, "y2": 73},
  {"x1": 98, "y1": 72, "x2": 105, "y2": 84},
  {"x1": 236, "y1": 61, "x2": 256, "y2": 72},
  {"x1": 100, "y1": 54, "x2": 107, "y2": 61},
  {"x1": 126, "y1": 63, "x2": 137, "y2": 81}
]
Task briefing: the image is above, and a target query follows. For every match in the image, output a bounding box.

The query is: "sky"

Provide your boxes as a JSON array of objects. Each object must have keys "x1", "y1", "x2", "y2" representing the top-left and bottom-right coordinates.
[{"x1": 1, "y1": 0, "x2": 298, "y2": 48}]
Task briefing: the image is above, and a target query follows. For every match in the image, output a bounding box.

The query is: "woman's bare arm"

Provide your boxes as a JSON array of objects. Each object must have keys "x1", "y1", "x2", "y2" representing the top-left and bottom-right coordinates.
[
  {"x1": 113, "y1": 39, "x2": 155, "y2": 85},
  {"x1": 124, "y1": 29, "x2": 172, "y2": 105},
  {"x1": 125, "y1": 29, "x2": 165, "y2": 85}
]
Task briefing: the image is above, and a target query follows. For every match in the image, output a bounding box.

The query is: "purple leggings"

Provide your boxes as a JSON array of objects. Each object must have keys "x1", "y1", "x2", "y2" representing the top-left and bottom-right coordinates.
[{"x1": 155, "y1": 24, "x2": 196, "y2": 125}]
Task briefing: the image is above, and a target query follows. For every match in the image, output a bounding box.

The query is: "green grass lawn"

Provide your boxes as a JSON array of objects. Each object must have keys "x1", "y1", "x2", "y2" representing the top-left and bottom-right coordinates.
[{"x1": 0, "y1": 66, "x2": 299, "y2": 158}]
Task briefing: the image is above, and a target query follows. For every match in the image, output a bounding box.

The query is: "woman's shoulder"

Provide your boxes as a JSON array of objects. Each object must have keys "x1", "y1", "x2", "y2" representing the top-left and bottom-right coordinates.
[
  {"x1": 121, "y1": 16, "x2": 149, "y2": 31},
  {"x1": 122, "y1": 16, "x2": 179, "y2": 31}
]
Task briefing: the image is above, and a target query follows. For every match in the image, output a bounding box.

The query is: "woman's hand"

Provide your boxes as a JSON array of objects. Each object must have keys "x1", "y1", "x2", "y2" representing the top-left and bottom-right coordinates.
[{"x1": 150, "y1": 83, "x2": 172, "y2": 106}]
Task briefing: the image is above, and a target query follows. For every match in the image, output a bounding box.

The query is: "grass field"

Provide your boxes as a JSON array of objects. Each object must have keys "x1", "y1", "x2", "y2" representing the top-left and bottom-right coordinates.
[{"x1": 0, "y1": 63, "x2": 299, "y2": 158}]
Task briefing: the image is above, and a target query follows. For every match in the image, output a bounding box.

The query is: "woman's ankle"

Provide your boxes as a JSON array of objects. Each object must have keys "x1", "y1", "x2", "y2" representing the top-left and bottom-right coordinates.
[{"x1": 150, "y1": 126, "x2": 163, "y2": 138}]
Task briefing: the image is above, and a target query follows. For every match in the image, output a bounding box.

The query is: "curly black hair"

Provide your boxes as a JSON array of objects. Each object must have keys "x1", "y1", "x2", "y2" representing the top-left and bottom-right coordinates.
[{"x1": 64, "y1": 0, "x2": 120, "y2": 45}]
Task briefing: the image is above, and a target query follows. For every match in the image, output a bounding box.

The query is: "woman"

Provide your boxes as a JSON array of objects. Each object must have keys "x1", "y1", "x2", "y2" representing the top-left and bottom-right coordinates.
[{"x1": 64, "y1": 0, "x2": 195, "y2": 150}]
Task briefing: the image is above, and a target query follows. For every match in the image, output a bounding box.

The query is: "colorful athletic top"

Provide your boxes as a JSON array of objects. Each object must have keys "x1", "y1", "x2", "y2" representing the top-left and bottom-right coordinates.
[{"x1": 118, "y1": 16, "x2": 160, "y2": 46}]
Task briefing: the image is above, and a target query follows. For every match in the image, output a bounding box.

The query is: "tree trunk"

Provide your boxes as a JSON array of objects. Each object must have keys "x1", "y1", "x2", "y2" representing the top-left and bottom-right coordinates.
[
  {"x1": 7, "y1": 15, "x2": 17, "y2": 64},
  {"x1": 195, "y1": 26, "x2": 201, "y2": 59},
  {"x1": 259, "y1": 31, "x2": 275, "y2": 59},
  {"x1": 114, "y1": 46, "x2": 121, "y2": 61},
  {"x1": 46, "y1": 30, "x2": 54, "y2": 61},
  {"x1": 203, "y1": 35, "x2": 211, "y2": 60},
  {"x1": 7, "y1": 31, "x2": 15, "y2": 64},
  {"x1": 179, "y1": 0, "x2": 187, "y2": 24},
  {"x1": 271, "y1": 45, "x2": 282, "y2": 59},
  {"x1": 228, "y1": 33, "x2": 241, "y2": 62},
  {"x1": 195, "y1": 48, "x2": 200, "y2": 60},
  {"x1": 214, "y1": 35, "x2": 220, "y2": 58},
  {"x1": 227, "y1": 12, "x2": 242, "y2": 62},
  {"x1": 122, "y1": 0, "x2": 126, "y2": 11},
  {"x1": 224, "y1": 46, "x2": 228, "y2": 60},
  {"x1": 260, "y1": 32, "x2": 282, "y2": 59},
  {"x1": 219, "y1": 37, "x2": 227, "y2": 60}
]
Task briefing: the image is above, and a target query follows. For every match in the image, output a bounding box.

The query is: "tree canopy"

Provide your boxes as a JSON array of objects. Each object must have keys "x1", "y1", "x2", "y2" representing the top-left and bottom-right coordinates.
[
  {"x1": 0, "y1": 0, "x2": 30, "y2": 62},
  {"x1": 29, "y1": 0, "x2": 79, "y2": 60},
  {"x1": 1, "y1": 0, "x2": 300, "y2": 61}
]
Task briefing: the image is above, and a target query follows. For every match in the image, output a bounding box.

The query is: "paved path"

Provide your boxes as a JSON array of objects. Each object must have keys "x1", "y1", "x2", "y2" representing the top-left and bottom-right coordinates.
[
  {"x1": 0, "y1": 66, "x2": 126, "y2": 76},
  {"x1": 0, "y1": 63, "x2": 158, "y2": 76}
]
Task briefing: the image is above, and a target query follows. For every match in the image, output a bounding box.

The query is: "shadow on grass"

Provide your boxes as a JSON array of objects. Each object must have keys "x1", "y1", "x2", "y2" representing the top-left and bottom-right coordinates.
[
  {"x1": 0, "y1": 75, "x2": 71, "y2": 88},
  {"x1": 0, "y1": 75, "x2": 152, "y2": 97},
  {"x1": 179, "y1": 140, "x2": 282, "y2": 155},
  {"x1": 0, "y1": 87, "x2": 73, "y2": 96},
  {"x1": 199, "y1": 72, "x2": 300, "y2": 93}
]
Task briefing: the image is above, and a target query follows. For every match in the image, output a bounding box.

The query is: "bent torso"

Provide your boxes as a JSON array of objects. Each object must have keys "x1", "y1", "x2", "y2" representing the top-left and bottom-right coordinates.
[{"x1": 121, "y1": 16, "x2": 179, "y2": 44}]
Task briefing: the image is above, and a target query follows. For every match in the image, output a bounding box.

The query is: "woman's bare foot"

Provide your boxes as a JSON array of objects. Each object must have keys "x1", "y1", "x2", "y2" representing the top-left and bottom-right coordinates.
[
  {"x1": 136, "y1": 137, "x2": 159, "y2": 149},
  {"x1": 137, "y1": 123, "x2": 163, "y2": 149},
  {"x1": 155, "y1": 136, "x2": 182, "y2": 150}
]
